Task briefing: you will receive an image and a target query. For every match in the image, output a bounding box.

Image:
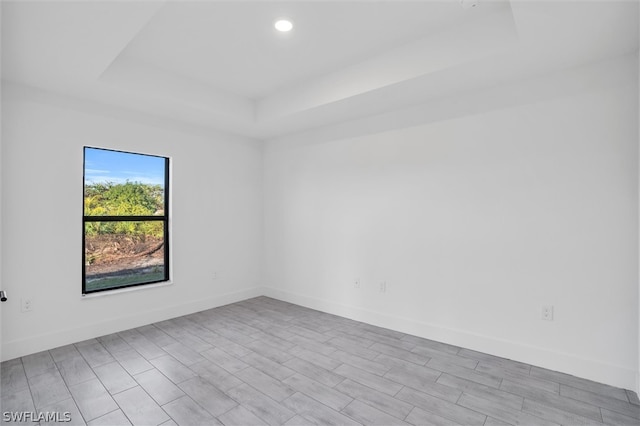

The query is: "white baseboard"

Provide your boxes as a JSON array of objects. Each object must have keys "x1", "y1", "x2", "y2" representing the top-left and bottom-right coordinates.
[
  {"x1": 1, "y1": 286, "x2": 264, "y2": 361},
  {"x1": 4, "y1": 284, "x2": 636, "y2": 393},
  {"x1": 263, "y1": 287, "x2": 637, "y2": 392}
]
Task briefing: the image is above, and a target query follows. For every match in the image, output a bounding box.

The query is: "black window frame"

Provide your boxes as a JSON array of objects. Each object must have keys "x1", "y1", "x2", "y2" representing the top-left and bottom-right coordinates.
[{"x1": 82, "y1": 147, "x2": 170, "y2": 295}]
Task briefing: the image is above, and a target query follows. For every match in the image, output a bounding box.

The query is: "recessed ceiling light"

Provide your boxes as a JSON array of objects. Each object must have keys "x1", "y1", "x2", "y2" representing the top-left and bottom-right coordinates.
[{"x1": 274, "y1": 19, "x2": 293, "y2": 32}]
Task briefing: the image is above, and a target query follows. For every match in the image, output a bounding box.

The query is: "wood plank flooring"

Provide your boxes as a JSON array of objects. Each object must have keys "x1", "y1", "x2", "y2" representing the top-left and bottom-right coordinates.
[{"x1": 1, "y1": 296, "x2": 638, "y2": 425}]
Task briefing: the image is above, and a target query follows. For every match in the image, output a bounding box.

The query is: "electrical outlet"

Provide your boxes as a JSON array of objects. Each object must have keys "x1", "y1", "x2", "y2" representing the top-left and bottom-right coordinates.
[
  {"x1": 541, "y1": 305, "x2": 553, "y2": 321},
  {"x1": 354, "y1": 279, "x2": 360, "y2": 288},
  {"x1": 21, "y1": 298, "x2": 33, "y2": 313},
  {"x1": 212, "y1": 271, "x2": 218, "y2": 280},
  {"x1": 380, "y1": 281, "x2": 387, "y2": 293}
]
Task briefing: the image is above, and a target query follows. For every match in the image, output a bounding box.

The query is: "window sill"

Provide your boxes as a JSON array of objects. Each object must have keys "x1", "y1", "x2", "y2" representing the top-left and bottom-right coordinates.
[{"x1": 82, "y1": 280, "x2": 173, "y2": 299}]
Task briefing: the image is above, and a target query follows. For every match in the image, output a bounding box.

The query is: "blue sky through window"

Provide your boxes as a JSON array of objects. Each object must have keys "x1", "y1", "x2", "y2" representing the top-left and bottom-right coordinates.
[{"x1": 84, "y1": 147, "x2": 165, "y2": 187}]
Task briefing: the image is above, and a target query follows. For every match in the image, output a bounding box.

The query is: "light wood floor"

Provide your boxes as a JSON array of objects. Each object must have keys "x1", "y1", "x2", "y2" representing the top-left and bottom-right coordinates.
[{"x1": 1, "y1": 296, "x2": 639, "y2": 425}]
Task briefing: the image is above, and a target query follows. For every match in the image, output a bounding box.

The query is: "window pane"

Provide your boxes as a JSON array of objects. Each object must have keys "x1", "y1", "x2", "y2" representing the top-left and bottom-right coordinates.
[
  {"x1": 84, "y1": 222, "x2": 166, "y2": 292},
  {"x1": 84, "y1": 148, "x2": 166, "y2": 216}
]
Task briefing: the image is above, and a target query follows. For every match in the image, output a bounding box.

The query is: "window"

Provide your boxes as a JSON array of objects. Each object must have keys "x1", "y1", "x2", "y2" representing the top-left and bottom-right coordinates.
[{"x1": 83, "y1": 147, "x2": 169, "y2": 294}]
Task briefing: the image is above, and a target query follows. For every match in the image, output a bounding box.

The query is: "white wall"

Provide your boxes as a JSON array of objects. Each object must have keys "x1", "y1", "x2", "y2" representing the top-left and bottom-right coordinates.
[
  {"x1": 263, "y1": 60, "x2": 639, "y2": 391},
  {"x1": 0, "y1": 84, "x2": 263, "y2": 360},
  {"x1": 1, "y1": 54, "x2": 637, "y2": 396}
]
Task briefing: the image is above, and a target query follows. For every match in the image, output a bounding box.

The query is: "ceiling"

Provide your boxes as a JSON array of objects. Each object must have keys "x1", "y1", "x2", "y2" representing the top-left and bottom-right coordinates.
[{"x1": 1, "y1": 1, "x2": 638, "y2": 140}]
